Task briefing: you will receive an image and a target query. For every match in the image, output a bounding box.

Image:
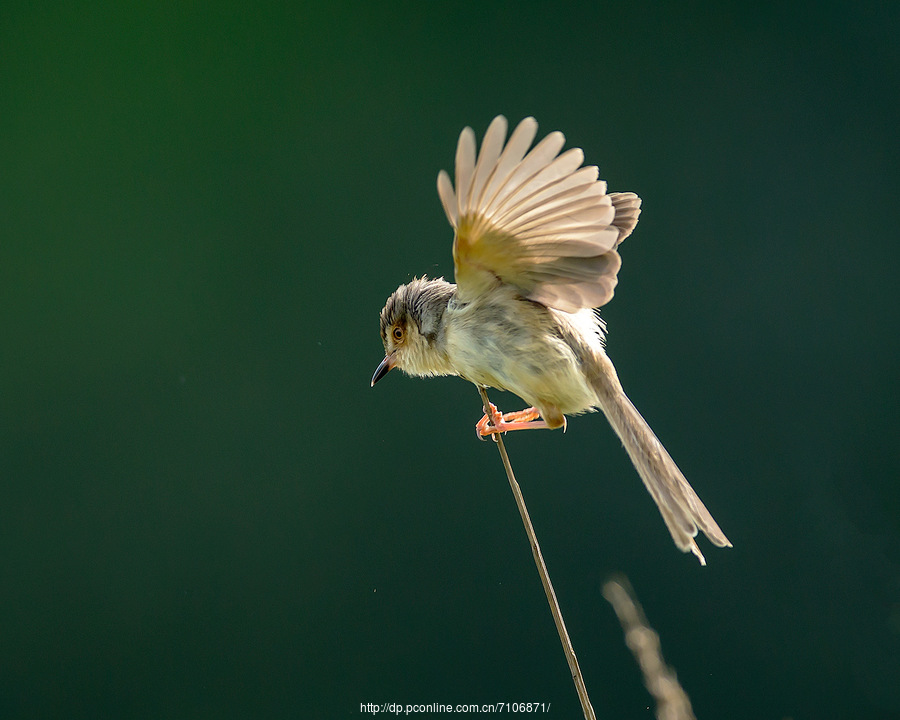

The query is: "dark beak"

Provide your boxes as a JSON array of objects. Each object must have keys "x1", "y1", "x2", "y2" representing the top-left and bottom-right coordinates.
[{"x1": 370, "y1": 354, "x2": 396, "y2": 387}]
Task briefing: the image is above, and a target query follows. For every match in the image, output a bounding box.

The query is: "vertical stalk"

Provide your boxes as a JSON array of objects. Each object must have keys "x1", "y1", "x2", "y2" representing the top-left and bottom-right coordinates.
[{"x1": 477, "y1": 386, "x2": 596, "y2": 720}]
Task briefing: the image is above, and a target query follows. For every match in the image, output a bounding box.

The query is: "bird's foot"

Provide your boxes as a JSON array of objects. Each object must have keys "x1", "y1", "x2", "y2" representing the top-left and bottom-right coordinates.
[{"x1": 476, "y1": 403, "x2": 550, "y2": 440}]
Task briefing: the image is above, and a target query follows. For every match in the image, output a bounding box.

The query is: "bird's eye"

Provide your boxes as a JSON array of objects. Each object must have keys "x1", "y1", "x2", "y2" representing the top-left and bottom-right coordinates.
[{"x1": 392, "y1": 326, "x2": 403, "y2": 341}]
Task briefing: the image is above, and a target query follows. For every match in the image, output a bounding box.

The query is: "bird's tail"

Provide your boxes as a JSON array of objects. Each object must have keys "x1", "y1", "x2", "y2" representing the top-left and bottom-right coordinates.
[{"x1": 588, "y1": 351, "x2": 731, "y2": 565}]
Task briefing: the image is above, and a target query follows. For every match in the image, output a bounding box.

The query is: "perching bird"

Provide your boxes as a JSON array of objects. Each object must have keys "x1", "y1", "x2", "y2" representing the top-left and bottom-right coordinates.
[{"x1": 371, "y1": 115, "x2": 730, "y2": 564}]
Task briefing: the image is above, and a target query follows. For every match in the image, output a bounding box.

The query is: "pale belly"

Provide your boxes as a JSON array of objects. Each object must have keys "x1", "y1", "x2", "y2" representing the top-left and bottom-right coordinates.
[{"x1": 443, "y1": 296, "x2": 599, "y2": 417}]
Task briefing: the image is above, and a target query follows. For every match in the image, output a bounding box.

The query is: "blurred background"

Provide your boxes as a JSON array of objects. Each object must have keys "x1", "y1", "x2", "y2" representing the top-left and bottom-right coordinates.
[{"x1": 2, "y1": 1, "x2": 898, "y2": 718}]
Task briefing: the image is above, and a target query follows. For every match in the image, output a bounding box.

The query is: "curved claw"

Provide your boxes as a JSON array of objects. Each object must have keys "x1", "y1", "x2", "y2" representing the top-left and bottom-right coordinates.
[{"x1": 475, "y1": 402, "x2": 502, "y2": 440}]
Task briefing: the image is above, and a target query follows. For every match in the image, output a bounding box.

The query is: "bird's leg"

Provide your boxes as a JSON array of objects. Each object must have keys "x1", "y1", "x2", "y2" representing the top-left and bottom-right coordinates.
[{"x1": 476, "y1": 402, "x2": 551, "y2": 438}]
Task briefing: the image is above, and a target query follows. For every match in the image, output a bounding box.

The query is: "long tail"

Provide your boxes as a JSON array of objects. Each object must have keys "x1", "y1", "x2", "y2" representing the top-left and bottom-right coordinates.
[{"x1": 588, "y1": 351, "x2": 731, "y2": 565}]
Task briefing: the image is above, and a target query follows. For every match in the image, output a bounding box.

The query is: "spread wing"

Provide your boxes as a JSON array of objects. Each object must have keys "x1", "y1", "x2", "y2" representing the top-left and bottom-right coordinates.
[{"x1": 437, "y1": 115, "x2": 641, "y2": 312}]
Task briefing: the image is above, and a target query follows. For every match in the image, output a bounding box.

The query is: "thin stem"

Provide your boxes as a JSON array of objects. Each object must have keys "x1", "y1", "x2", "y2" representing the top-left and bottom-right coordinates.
[{"x1": 477, "y1": 386, "x2": 596, "y2": 720}]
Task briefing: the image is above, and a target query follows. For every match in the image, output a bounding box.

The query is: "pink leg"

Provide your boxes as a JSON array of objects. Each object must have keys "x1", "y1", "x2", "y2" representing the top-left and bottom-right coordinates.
[{"x1": 476, "y1": 402, "x2": 551, "y2": 438}]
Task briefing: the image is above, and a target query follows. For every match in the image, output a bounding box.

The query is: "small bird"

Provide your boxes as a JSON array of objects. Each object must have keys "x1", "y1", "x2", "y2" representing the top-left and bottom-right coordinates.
[{"x1": 372, "y1": 115, "x2": 730, "y2": 564}]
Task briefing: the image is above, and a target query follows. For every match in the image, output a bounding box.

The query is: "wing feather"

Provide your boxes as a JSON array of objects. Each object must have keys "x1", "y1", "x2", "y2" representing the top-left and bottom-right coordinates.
[
  {"x1": 467, "y1": 115, "x2": 507, "y2": 211},
  {"x1": 484, "y1": 132, "x2": 566, "y2": 216},
  {"x1": 440, "y1": 116, "x2": 641, "y2": 312},
  {"x1": 478, "y1": 117, "x2": 538, "y2": 211},
  {"x1": 454, "y1": 127, "x2": 476, "y2": 222},
  {"x1": 489, "y1": 147, "x2": 585, "y2": 219},
  {"x1": 437, "y1": 170, "x2": 457, "y2": 227},
  {"x1": 505, "y1": 199, "x2": 615, "y2": 237},
  {"x1": 493, "y1": 167, "x2": 604, "y2": 227}
]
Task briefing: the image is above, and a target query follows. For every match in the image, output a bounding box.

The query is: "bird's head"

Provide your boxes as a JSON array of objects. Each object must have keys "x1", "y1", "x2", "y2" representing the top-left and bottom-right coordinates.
[{"x1": 371, "y1": 277, "x2": 455, "y2": 386}]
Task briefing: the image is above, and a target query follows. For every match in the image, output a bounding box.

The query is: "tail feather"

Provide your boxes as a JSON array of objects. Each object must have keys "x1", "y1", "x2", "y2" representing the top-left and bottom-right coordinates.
[{"x1": 588, "y1": 352, "x2": 731, "y2": 565}]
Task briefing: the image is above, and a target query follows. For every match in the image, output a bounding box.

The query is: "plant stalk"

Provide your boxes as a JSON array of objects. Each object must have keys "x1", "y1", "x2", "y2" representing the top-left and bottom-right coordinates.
[{"x1": 477, "y1": 386, "x2": 596, "y2": 720}]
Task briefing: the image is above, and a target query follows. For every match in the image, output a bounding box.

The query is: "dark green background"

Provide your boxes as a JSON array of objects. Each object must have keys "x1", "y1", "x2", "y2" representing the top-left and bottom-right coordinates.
[{"x1": 2, "y1": 2, "x2": 898, "y2": 718}]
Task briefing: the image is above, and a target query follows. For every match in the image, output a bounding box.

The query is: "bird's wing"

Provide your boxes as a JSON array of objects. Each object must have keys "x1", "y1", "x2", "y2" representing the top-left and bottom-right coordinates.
[{"x1": 437, "y1": 115, "x2": 641, "y2": 312}]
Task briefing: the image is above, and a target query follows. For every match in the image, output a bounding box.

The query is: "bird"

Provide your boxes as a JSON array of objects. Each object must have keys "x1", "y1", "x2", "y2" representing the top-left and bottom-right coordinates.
[{"x1": 371, "y1": 115, "x2": 731, "y2": 564}]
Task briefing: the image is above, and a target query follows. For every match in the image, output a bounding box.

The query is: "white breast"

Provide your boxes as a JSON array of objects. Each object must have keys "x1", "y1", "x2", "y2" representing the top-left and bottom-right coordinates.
[{"x1": 443, "y1": 290, "x2": 600, "y2": 416}]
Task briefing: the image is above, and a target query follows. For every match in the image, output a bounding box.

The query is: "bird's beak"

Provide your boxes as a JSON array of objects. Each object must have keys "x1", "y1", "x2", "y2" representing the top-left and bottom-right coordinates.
[{"x1": 370, "y1": 353, "x2": 396, "y2": 387}]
